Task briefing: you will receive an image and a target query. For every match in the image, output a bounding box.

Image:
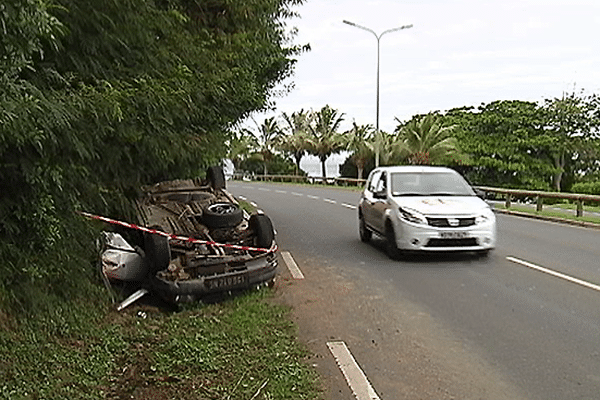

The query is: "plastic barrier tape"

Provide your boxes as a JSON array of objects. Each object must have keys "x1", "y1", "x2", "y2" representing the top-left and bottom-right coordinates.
[{"x1": 79, "y1": 211, "x2": 277, "y2": 253}]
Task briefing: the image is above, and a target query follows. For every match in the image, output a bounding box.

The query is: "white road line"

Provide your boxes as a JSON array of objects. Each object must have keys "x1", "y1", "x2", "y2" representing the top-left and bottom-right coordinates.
[
  {"x1": 275, "y1": 190, "x2": 287, "y2": 194},
  {"x1": 281, "y1": 251, "x2": 304, "y2": 279},
  {"x1": 323, "y1": 198, "x2": 337, "y2": 204},
  {"x1": 342, "y1": 203, "x2": 357, "y2": 210},
  {"x1": 250, "y1": 201, "x2": 258, "y2": 208},
  {"x1": 257, "y1": 188, "x2": 271, "y2": 192},
  {"x1": 327, "y1": 341, "x2": 381, "y2": 400},
  {"x1": 307, "y1": 195, "x2": 320, "y2": 200},
  {"x1": 238, "y1": 196, "x2": 247, "y2": 200},
  {"x1": 507, "y1": 256, "x2": 600, "y2": 292},
  {"x1": 291, "y1": 192, "x2": 303, "y2": 196}
]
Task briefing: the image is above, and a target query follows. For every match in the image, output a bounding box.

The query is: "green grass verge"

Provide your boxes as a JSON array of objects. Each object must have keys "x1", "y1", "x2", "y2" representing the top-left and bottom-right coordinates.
[
  {"x1": 0, "y1": 289, "x2": 321, "y2": 400},
  {"x1": 494, "y1": 204, "x2": 600, "y2": 224}
]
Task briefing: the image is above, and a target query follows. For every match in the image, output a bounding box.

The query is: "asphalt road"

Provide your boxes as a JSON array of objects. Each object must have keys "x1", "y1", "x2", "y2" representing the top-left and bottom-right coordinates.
[{"x1": 229, "y1": 181, "x2": 600, "y2": 400}]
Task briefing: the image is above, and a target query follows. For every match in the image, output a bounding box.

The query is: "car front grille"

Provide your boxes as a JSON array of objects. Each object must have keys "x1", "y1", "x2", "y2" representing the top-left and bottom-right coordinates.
[
  {"x1": 426, "y1": 217, "x2": 476, "y2": 227},
  {"x1": 425, "y1": 238, "x2": 479, "y2": 247}
]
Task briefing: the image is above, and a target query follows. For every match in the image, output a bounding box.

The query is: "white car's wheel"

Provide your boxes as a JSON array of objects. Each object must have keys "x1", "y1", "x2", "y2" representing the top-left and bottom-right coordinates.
[
  {"x1": 359, "y1": 214, "x2": 372, "y2": 243},
  {"x1": 385, "y1": 222, "x2": 402, "y2": 260}
]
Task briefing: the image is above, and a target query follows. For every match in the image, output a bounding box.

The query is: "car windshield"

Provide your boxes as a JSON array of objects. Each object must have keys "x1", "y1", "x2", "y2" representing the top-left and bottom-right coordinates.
[{"x1": 390, "y1": 172, "x2": 475, "y2": 196}]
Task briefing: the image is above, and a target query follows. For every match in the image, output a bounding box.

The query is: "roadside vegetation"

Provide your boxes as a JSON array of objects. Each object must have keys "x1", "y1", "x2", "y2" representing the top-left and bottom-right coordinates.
[
  {"x1": 0, "y1": 289, "x2": 320, "y2": 399},
  {"x1": 3, "y1": 0, "x2": 600, "y2": 398},
  {"x1": 494, "y1": 203, "x2": 600, "y2": 225}
]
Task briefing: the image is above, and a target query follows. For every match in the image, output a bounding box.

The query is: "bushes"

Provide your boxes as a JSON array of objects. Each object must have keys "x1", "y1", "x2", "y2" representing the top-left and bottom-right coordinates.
[{"x1": 570, "y1": 181, "x2": 600, "y2": 196}]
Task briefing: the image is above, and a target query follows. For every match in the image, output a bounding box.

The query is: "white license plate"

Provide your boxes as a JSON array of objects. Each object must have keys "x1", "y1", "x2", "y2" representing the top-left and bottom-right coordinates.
[{"x1": 439, "y1": 231, "x2": 468, "y2": 239}]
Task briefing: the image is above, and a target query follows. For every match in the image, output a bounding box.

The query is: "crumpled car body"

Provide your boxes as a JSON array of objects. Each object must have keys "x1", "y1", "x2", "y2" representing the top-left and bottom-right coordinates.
[{"x1": 100, "y1": 166, "x2": 278, "y2": 306}]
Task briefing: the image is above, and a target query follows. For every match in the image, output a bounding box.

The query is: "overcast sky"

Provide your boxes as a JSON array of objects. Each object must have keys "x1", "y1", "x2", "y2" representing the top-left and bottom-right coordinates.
[
  {"x1": 244, "y1": 0, "x2": 600, "y2": 175},
  {"x1": 254, "y1": 0, "x2": 600, "y2": 135}
]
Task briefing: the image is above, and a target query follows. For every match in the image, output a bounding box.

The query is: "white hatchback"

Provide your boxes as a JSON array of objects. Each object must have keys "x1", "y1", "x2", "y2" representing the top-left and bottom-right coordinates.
[{"x1": 358, "y1": 166, "x2": 496, "y2": 259}]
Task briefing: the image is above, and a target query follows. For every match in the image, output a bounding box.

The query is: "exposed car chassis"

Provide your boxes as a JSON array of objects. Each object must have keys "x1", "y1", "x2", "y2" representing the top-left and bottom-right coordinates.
[{"x1": 100, "y1": 167, "x2": 277, "y2": 308}]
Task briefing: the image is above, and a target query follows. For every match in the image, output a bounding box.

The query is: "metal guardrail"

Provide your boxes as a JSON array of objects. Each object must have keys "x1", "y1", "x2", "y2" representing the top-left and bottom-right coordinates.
[
  {"x1": 231, "y1": 173, "x2": 367, "y2": 187},
  {"x1": 474, "y1": 186, "x2": 600, "y2": 218}
]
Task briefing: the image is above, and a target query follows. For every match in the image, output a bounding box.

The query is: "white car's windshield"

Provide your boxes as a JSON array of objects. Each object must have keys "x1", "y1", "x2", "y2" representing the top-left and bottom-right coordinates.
[{"x1": 391, "y1": 172, "x2": 475, "y2": 196}]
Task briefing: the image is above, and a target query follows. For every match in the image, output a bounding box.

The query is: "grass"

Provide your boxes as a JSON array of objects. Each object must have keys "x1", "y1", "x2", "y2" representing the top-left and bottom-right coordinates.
[
  {"x1": 0, "y1": 289, "x2": 321, "y2": 400},
  {"x1": 494, "y1": 203, "x2": 600, "y2": 225}
]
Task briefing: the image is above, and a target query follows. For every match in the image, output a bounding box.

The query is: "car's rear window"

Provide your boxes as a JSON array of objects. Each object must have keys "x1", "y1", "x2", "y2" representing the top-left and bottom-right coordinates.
[{"x1": 391, "y1": 172, "x2": 475, "y2": 196}]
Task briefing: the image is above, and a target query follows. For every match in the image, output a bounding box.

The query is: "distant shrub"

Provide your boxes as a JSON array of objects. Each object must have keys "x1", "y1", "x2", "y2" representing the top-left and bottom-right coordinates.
[{"x1": 571, "y1": 181, "x2": 600, "y2": 195}]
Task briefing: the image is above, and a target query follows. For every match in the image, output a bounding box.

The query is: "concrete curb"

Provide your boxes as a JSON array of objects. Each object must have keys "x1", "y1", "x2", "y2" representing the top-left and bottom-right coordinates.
[{"x1": 493, "y1": 207, "x2": 600, "y2": 230}]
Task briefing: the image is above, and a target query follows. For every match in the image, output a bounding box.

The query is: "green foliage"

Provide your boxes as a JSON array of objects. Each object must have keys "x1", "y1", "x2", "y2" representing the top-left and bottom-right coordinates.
[
  {"x1": 393, "y1": 113, "x2": 462, "y2": 166},
  {"x1": 442, "y1": 101, "x2": 556, "y2": 189},
  {"x1": 0, "y1": 290, "x2": 321, "y2": 399},
  {"x1": 1, "y1": 0, "x2": 307, "y2": 319},
  {"x1": 570, "y1": 181, "x2": 600, "y2": 196}
]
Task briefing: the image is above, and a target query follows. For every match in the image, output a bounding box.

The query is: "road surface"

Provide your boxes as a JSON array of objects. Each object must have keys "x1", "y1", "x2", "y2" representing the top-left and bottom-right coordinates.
[{"x1": 230, "y1": 181, "x2": 600, "y2": 400}]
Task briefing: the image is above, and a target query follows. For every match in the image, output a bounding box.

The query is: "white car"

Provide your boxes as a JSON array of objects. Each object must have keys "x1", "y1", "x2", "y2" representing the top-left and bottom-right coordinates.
[{"x1": 358, "y1": 166, "x2": 496, "y2": 259}]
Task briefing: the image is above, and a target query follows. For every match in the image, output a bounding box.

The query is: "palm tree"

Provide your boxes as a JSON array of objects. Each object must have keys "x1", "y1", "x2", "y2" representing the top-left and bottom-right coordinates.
[
  {"x1": 227, "y1": 128, "x2": 258, "y2": 172},
  {"x1": 306, "y1": 105, "x2": 345, "y2": 178},
  {"x1": 252, "y1": 116, "x2": 283, "y2": 175},
  {"x1": 279, "y1": 110, "x2": 312, "y2": 174},
  {"x1": 342, "y1": 122, "x2": 375, "y2": 180},
  {"x1": 394, "y1": 113, "x2": 461, "y2": 165}
]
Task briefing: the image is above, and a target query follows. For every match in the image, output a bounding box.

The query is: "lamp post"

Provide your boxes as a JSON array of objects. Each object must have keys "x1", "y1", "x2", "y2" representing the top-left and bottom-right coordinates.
[{"x1": 343, "y1": 20, "x2": 412, "y2": 167}]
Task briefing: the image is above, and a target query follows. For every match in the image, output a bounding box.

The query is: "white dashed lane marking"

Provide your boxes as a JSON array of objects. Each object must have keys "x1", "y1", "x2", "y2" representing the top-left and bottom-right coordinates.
[
  {"x1": 327, "y1": 341, "x2": 381, "y2": 400},
  {"x1": 281, "y1": 251, "x2": 304, "y2": 279},
  {"x1": 323, "y1": 198, "x2": 337, "y2": 204},
  {"x1": 307, "y1": 195, "x2": 320, "y2": 200},
  {"x1": 507, "y1": 256, "x2": 600, "y2": 292},
  {"x1": 258, "y1": 187, "x2": 271, "y2": 192},
  {"x1": 275, "y1": 190, "x2": 287, "y2": 194},
  {"x1": 291, "y1": 192, "x2": 303, "y2": 196},
  {"x1": 342, "y1": 203, "x2": 357, "y2": 210}
]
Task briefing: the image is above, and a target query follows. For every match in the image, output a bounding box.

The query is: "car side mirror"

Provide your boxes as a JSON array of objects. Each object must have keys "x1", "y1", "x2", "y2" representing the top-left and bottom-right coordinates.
[
  {"x1": 373, "y1": 190, "x2": 387, "y2": 199},
  {"x1": 474, "y1": 188, "x2": 486, "y2": 199}
]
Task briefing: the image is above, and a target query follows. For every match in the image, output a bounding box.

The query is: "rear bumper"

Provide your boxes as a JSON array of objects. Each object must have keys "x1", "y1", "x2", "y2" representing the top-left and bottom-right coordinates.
[{"x1": 151, "y1": 252, "x2": 278, "y2": 303}]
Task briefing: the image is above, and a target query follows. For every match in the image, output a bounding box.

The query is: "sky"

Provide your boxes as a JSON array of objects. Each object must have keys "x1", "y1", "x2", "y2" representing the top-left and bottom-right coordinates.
[{"x1": 248, "y1": 0, "x2": 600, "y2": 176}]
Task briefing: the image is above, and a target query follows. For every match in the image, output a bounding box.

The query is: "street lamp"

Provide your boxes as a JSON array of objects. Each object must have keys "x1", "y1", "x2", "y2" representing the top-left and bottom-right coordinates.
[{"x1": 343, "y1": 20, "x2": 413, "y2": 167}]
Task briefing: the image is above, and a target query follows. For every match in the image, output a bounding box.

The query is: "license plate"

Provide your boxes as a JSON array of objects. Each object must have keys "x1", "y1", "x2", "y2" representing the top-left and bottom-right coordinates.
[
  {"x1": 205, "y1": 274, "x2": 248, "y2": 291},
  {"x1": 439, "y1": 231, "x2": 468, "y2": 239}
]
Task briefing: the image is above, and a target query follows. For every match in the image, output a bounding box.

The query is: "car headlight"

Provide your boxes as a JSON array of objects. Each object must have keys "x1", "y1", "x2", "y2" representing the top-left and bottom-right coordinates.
[
  {"x1": 398, "y1": 207, "x2": 428, "y2": 225},
  {"x1": 475, "y1": 208, "x2": 495, "y2": 224}
]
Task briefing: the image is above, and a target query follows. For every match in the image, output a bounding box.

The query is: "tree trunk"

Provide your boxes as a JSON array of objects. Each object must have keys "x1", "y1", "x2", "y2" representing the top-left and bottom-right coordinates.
[
  {"x1": 552, "y1": 153, "x2": 565, "y2": 191},
  {"x1": 320, "y1": 156, "x2": 327, "y2": 179}
]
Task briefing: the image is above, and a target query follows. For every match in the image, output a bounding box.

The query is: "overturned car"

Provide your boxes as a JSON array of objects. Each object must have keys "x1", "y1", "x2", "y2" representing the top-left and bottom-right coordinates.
[{"x1": 100, "y1": 166, "x2": 278, "y2": 307}]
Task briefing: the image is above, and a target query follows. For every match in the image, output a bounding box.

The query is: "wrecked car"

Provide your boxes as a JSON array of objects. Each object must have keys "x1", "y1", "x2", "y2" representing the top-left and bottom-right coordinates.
[{"x1": 99, "y1": 166, "x2": 278, "y2": 308}]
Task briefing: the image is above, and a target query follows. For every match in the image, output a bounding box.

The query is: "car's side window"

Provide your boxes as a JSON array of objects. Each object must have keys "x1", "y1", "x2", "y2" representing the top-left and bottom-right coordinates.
[
  {"x1": 375, "y1": 172, "x2": 386, "y2": 193},
  {"x1": 368, "y1": 171, "x2": 382, "y2": 193}
]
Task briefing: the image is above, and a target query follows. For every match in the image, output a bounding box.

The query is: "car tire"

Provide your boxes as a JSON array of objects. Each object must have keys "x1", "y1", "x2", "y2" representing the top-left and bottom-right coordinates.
[
  {"x1": 207, "y1": 166, "x2": 226, "y2": 190},
  {"x1": 202, "y1": 202, "x2": 243, "y2": 228},
  {"x1": 359, "y1": 213, "x2": 372, "y2": 242},
  {"x1": 385, "y1": 221, "x2": 402, "y2": 261},
  {"x1": 249, "y1": 214, "x2": 275, "y2": 249},
  {"x1": 144, "y1": 229, "x2": 171, "y2": 273},
  {"x1": 476, "y1": 249, "x2": 491, "y2": 257}
]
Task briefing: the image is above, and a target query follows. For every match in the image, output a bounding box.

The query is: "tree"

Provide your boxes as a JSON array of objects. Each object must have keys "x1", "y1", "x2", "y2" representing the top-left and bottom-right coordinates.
[
  {"x1": 543, "y1": 91, "x2": 599, "y2": 191},
  {"x1": 341, "y1": 122, "x2": 375, "y2": 180},
  {"x1": 0, "y1": 0, "x2": 308, "y2": 316},
  {"x1": 279, "y1": 110, "x2": 312, "y2": 174},
  {"x1": 443, "y1": 101, "x2": 554, "y2": 189},
  {"x1": 252, "y1": 116, "x2": 283, "y2": 175},
  {"x1": 393, "y1": 113, "x2": 461, "y2": 166},
  {"x1": 305, "y1": 105, "x2": 345, "y2": 178}
]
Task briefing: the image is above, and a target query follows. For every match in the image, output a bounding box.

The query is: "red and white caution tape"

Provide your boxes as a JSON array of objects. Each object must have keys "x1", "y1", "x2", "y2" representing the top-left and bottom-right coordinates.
[{"x1": 78, "y1": 211, "x2": 277, "y2": 253}]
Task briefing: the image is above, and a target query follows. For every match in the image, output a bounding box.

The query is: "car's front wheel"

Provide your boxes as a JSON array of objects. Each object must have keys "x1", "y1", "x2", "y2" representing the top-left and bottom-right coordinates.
[
  {"x1": 385, "y1": 221, "x2": 402, "y2": 261},
  {"x1": 359, "y1": 213, "x2": 372, "y2": 243}
]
